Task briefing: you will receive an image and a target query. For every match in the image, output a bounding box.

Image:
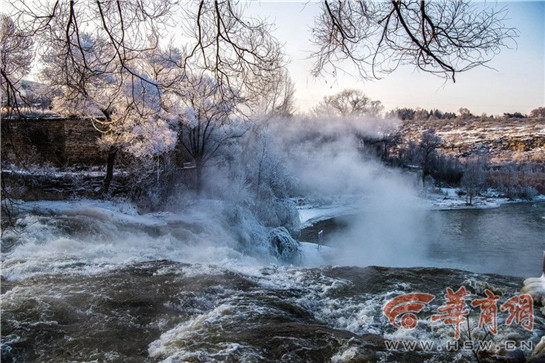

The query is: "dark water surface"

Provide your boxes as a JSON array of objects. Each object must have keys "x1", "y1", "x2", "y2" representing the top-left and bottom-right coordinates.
[
  {"x1": 427, "y1": 202, "x2": 545, "y2": 278},
  {"x1": 3, "y1": 261, "x2": 543, "y2": 362}
]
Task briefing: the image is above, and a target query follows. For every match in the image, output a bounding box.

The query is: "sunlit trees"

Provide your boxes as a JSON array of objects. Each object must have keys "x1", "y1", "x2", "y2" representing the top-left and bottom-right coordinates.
[
  {"x1": 8, "y1": 0, "x2": 285, "y2": 193},
  {"x1": 311, "y1": 0, "x2": 517, "y2": 82},
  {"x1": 10, "y1": 0, "x2": 176, "y2": 192},
  {"x1": 458, "y1": 107, "x2": 473, "y2": 120},
  {"x1": 529, "y1": 107, "x2": 545, "y2": 118},
  {"x1": 3, "y1": 0, "x2": 526, "y2": 200}
]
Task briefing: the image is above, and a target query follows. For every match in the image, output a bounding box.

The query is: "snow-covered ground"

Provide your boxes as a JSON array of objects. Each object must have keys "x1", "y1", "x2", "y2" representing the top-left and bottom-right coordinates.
[
  {"x1": 424, "y1": 187, "x2": 545, "y2": 210},
  {"x1": 297, "y1": 203, "x2": 360, "y2": 227},
  {"x1": 294, "y1": 188, "x2": 545, "y2": 222},
  {"x1": 293, "y1": 194, "x2": 369, "y2": 227},
  {"x1": 2, "y1": 166, "x2": 129, "y2": 178}
]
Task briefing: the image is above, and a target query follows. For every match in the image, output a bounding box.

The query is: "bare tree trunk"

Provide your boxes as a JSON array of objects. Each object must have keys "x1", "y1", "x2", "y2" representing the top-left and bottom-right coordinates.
[
  {"x1": 255, "y1": 143, "x2": 266, "y2": 202},
  {"x1": 195, "y1": 158, "x2": 203, "y2": 193},
  {"x1": 422, "y1": 162, "x2": 428, "y2": 184},
  {"x1": 102, "y1": 146, "x2": 117, "y2": 195}
]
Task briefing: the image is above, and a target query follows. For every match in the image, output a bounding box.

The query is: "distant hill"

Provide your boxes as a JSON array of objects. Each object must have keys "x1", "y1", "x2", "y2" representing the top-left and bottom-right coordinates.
[{"x1": 399, "y1": 117, "x2": 545, "y2": 165}]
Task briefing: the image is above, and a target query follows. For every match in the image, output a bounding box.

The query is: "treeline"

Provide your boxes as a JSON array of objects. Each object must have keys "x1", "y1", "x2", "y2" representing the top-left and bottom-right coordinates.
[
  {"x1": 385, "y1": 106, "x2": 545, "y2": 121},
  {"x1": 386, "y1": 108, "x2": 457, "y2": 121}
]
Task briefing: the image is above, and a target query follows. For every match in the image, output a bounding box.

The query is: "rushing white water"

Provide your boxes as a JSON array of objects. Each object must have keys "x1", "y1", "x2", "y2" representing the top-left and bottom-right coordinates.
[
  {"x1": 2, "y1": 199, "x2": 269, "y2": 281},
  {"x1": 2, "y1": 199, "x2": 544, "y2": 362}
]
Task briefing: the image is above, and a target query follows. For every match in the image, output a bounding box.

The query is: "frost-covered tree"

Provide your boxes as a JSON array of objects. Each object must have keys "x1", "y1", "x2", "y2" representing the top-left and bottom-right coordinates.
[
  {"x1": 9, "y1": 0, "x2": 286, "y2": 193},
  {"x1": 313, "y1": 89, "x2": 383, "y2": 117},
  {"x1": 41, "y1": 31, "x2": 179, "y2": 192},
  {"x1": 529, "y1": 107, "x2": 545, "y2": 119},
  {"x1": 461, "y1": 157, "x2": 487, "y2": 205},
  {"x1": 493, "y1": 163, "x2": 519, "y2": 200},
  {"x1": 142, "y1": 39, "x2": 289, "y2": 191},
  {"x1": 98, "y1": 77, "x2": 177, "y2": 160},
  {"x1": 251, "y1": 70, "x2": 296, "y2": 118},
  {"x1": 41, "y1": 32, "x2": 121, "y2": 116},
  {"x1": 0, "y1": 14, "x2": 33, "y2": 113},
  {"x1": 219, "y1": 122, "x2": 299, "y2": 230},
  {"x1": 40, "y1": 31, "x2": 130, "y2": 193},
  {"x1": 163, "y1": 75, "x2": 246, "y2": 190},
  {"x1": 419, "y1": 128, "x2": 442, "y2": 183}
]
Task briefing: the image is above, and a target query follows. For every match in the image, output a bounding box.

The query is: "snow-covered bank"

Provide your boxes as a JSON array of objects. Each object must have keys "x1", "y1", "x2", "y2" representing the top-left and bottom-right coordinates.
[
  {"x1": 297, "y1": 203, "x2": 360, "y2": 228},
  {"x1": 294, "y1": 189, "x2": 545, "y2": 217},
  {"x1": 425, "y1": 187, "x2": 545, "y2": 210}
]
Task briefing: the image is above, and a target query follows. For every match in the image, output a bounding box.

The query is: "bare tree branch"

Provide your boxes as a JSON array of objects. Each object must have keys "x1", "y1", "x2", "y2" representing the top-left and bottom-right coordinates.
[{"x1": 311, "y1": 0, "x2": 518, "y2": 82}]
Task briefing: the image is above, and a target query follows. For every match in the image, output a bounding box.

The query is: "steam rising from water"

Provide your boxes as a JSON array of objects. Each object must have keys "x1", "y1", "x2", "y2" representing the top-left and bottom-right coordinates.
[
  {"x1": 2, "y1": 114, "x2": 434, "y2": 280},
  {"x1": 268, "y1": 114, "x2": 431, "y2": 267}
]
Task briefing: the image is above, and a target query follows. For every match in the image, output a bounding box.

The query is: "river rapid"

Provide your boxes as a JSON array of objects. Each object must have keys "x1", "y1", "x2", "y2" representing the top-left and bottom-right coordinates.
[{"x1": 1, "y1": 200, "x2": 544, "y2": 362}]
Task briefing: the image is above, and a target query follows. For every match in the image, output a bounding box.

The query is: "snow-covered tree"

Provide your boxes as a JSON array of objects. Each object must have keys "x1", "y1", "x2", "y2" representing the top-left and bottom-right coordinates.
[
  {"x1": 461, "y1": 157, "x2": 487, "y2": 205},
  {"x1": 251, "y1": 69, "x2": 296, "y2": 118},
  {"x1": 419, "y1": 128, "x2": 442, "y2": 183},
  {"x1": 9, "y1": 0, "x2": 176, "y2": 192},
  {"x1": 41, "y1": 31, "x2": 179, "y2": 192},
  {"x1": 98, "y1": 76, "x2": 177, "y2": 160},
  {"x1": 41, "y1": 31, "x2": 129, "y2": 192},
  {"x1": 529, "y1": 107, "x2": 545, "y2": 119},
  {"x1": 0, "y1": 14, "x2": 33, "y2": 112},
  {"x1": 312, "y1": 89, "x2": 383, "y2": 117},
  {"x1": 214, "y1": 121, "x2": 299, "y2": 230},
  {"x1": 42, "y1": 32, "x2": 121, "y2": 116},
  {"x1": 163, "y1": 75, "x2": 246, "y2": 190}
]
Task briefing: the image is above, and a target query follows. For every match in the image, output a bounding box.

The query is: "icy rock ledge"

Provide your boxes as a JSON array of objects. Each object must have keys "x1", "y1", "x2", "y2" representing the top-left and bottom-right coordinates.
[
  {"x1": 521, "y1": 251, "x2": 545, "y2": 361},
  {"x1": 268, "y1": 227, "x2": 302, "y2": 264},
  {"x1": 520, "y1": 251, "x2": 545, "y2": 307}
]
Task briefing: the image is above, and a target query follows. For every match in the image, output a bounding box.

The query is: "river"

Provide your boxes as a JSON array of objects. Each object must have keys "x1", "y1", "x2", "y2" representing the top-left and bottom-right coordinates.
[
  {"x1": 427, "y1": 202, "x2": 545, "y2": 278},
  {"x1": 1, "y1": 200, "x2": 544, "y2": 362}
]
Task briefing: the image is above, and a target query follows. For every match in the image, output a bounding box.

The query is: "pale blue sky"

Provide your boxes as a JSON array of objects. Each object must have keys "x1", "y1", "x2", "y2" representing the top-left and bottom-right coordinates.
[{"x1": 247, "y1": 1, "x2": 545, "y2": 115}]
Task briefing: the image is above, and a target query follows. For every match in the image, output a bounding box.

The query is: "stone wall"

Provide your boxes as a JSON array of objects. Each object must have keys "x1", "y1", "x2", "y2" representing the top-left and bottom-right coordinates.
[{"x1": 1, "y1": 117, "x2": 106, "y2": 166}]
